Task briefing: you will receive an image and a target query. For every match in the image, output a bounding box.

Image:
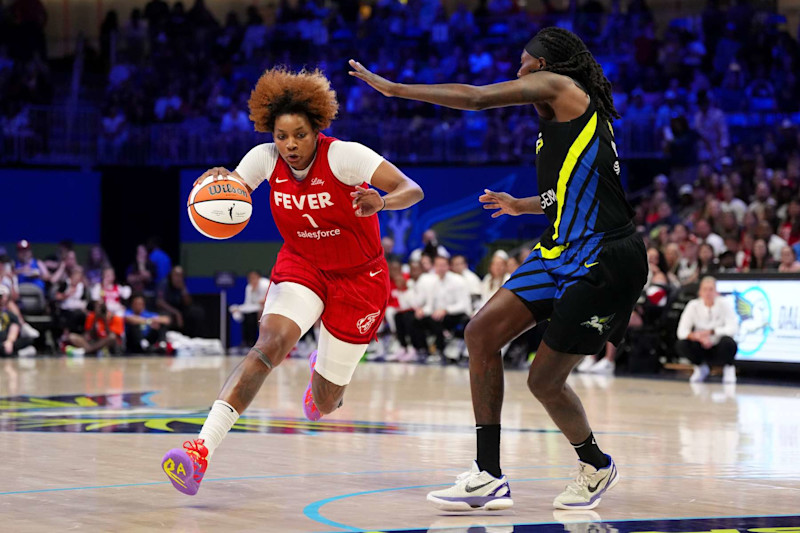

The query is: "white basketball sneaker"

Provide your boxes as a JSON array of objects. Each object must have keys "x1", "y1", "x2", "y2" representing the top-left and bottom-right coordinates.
[
  {"x1": 553, "y1": 455, "x2": 619, "y2": 510},
  {"x1": 427, "y1": 461, "x2": 513, "y2": 511},
  {"x1": 722, "y1": 365, "x2": 736, "y2": 384},
  {"x1": 690, "y1": 363, "x2": 710, "y2": 383},
  {"x1": 589, "y1": 358, "x2": 615, "y2": 375},
  {"x1": 575, "y1": 357, "x2": 596, "y2": 373}
]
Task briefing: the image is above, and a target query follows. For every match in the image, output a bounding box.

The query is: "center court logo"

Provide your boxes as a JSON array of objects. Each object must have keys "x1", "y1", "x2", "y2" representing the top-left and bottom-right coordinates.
[
  {"x1": 581, "y1": 314, "x2": 615, "y2": 334},
  {"x1": 356, "y1": 311, "x2": 381, "y2": 334}
]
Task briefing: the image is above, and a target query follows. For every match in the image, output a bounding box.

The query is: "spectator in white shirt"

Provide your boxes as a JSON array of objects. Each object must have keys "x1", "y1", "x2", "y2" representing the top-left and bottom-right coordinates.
[
  {"x1": 479, "y1": 250, "x2": 510, "y2": 309},
  {"x1": 91, "y1": 267, "x2": 132, "y2": 316},
  {"x1": 229, "y1": 270, "x2": 269, "y2": 347},
  {"x1": 411, "y1": 255, "x2": 471, "y2": 356},
  {"x1": 675, "y1": 276, "x2": 739, "y2": 384},
  {"x1": 693, "y1": 219, "x2": 726, "y2": 257},
  {"x1": 719, "y1": 182, "x2": 747, "y2": 225},
  {"x1": 747, "y1": 181, "x2": 776, "y2": 219},
  {"x1": 54, "y1": 266, "x2": 88, "y2": 336},
  {"x1": 754, "y1": 220, "x2": 788, "y2": 262},
  {"x1": 450, "y1": 254, "x2": 482, "y2": 309}
]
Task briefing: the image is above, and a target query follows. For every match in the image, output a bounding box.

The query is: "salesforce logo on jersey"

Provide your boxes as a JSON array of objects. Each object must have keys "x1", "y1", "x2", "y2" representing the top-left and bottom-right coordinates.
[
  {"x1": 297, "y1": 228, "x2": 341, "y2": 240},
  {"x1": 717, "y1": 278, "x2": 800, "y2": 364}
]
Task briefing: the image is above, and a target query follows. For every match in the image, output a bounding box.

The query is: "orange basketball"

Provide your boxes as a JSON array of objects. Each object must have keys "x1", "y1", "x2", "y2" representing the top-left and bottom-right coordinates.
[{"x1": 187, "y1": 176, "x2": 252, "y2": 239}]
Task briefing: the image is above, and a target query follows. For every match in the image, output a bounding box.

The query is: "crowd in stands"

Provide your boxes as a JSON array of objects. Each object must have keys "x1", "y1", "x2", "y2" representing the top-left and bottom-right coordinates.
[
  {"x1": 3, "y1": 202, "x2": 800, "y2": 374},
  {"x1": 3, "y1": 0, "x2": 800, "y2": 163},
  {"x1": 0, "y1": 229, "x2": 529, "y2": 363},
  {"x1": 0, "y1": 1, "x2": 50, "y2": 146},
  {"x1": 2, "y1": 0, "x2": 800, "y2": 373},
  {"x1": 0, "y1": 238, "x2": 207, "y2": 356}
]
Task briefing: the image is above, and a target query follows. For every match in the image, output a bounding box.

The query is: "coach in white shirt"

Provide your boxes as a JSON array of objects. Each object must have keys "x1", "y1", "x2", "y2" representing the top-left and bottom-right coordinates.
[
  {"x1": 675, "y1": 276, "x2": 739, "y2": 384},
  {"x1": 411, "y1": 255, "x2": 471, "y2": 356},
  {"x1": 450, "y1": 254, "x2": 482, "y2": 308},
  {"x1": 230, "y1": 270, "x2": 270, "y2": 347}
]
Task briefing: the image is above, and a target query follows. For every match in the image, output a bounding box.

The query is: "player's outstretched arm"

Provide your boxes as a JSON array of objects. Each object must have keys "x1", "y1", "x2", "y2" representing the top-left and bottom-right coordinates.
[
  {"x1": 479, "y1": 189, "x2": 544, "y2": 218},
  {"x1": 351, "y1": 161, "x2": 424, "y2": 217},
  {"x1": 348, "y1": 59, "x2": 563, "y2": 111}
]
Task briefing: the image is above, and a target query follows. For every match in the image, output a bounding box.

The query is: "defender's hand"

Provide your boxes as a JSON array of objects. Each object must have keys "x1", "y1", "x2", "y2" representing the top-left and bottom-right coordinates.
[
  {"x1": 348, "y1": 60, "x2": 397, "y2": 97},
  {"x1": 480, "y1": 189, "x2": 522, "y2": 218}
]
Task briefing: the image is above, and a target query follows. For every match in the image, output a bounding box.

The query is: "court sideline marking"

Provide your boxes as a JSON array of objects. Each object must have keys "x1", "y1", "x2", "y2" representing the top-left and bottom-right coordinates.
[{"x1": 302, "y1": 474, "x2": 800, "y2": 531}]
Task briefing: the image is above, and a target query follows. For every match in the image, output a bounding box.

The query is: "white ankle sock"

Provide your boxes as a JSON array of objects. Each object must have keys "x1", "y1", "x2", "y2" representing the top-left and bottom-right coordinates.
[{"x1": 198, "y1": 400, "x2": 239, "y2": 457}]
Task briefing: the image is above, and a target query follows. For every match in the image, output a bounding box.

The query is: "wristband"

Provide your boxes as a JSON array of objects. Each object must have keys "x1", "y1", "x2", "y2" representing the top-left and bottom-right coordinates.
[{"x1": 378, "y1": 196, "x2": 387, "y2": 212}]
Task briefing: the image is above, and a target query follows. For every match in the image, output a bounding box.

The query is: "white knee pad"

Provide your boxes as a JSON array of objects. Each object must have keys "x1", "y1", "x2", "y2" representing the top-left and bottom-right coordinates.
[
  {"x1": 261, "y1": 282, "x2": 323, "y2": 335},
  {"x1": 314, "y1": 323, "x2": 368, "y2": 386}
]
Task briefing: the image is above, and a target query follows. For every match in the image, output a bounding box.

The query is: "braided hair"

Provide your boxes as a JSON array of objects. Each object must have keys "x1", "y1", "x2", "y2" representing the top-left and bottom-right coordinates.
[{"x1": 526, "y1": 27, "x2": 620, "y2": 122}]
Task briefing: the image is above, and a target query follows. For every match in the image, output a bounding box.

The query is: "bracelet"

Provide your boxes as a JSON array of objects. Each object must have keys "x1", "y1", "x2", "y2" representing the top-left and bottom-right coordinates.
[{"x1": 378, "y1": 196, "x2": 387, "y2": 212}]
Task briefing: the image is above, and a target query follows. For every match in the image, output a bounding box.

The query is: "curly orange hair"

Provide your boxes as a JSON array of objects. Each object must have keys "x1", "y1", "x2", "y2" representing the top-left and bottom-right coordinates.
[{"x1": 248, "y1": 67, "x2": 339, "y2": 133}]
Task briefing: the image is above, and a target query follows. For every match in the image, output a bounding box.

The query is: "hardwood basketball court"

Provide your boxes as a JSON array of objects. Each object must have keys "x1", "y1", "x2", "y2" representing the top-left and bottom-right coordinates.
[{"x1": 1, "y1": 356, "x2": 798, "y2": 532}]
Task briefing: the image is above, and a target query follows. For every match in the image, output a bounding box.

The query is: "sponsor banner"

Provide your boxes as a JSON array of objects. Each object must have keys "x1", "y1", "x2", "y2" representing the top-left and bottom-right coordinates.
[{"x1": 717, "y1": 278, "x2": 800, "y2": 364}]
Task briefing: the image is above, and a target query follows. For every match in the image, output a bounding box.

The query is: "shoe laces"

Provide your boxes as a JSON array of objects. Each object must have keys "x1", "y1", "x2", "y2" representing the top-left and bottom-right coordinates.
[
  {"x1": 183, "y1": 438, "x2": 209, "y2": 474},
  {"x1": 304, "y1": 387, "x2": 316, "y2": 406},
  {"x1": 565, "y1": 464, "x2": 592, "y2": 495},
  {"x1": 304, "y1": 387, "x2": 320, "y2": 416},
  {"x1": 454, "y1": 467, "x2": 482, "y2": 485}
]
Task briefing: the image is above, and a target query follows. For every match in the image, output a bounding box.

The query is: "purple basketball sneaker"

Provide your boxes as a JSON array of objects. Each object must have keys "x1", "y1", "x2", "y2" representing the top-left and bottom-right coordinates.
[
  {"x1": 303, "y1": 350, "x2": 322, "y2": 421},
  {"x1": 161, "y1": 438, "x2": 209, "y2": 496}
]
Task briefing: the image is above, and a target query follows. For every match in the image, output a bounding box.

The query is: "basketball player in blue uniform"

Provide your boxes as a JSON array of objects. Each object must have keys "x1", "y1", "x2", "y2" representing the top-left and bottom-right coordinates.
[{"x1": 350, "y1": 27, "x2": 647, "y2": 511}]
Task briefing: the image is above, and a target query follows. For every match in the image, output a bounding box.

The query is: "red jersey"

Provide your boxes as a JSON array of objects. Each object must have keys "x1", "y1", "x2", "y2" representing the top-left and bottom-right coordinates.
[{"x1": 268, "y1": 134, "x2": 383, "y2": 271}]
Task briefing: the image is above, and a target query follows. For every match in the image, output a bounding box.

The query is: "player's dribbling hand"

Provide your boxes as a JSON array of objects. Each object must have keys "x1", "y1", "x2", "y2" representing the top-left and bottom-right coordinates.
[
  {"x1": 351, "y1": 186, "x2": 384, "y2": 217},
  {"x1": 479, "y1": 189, "x2": 521, "y2": 217},
  {"x1": 195, "y1": 167, "x2": 233, "y2": 187},
  {"x1": 348, "y1": 60, "x2": 396, "y2": 97}
]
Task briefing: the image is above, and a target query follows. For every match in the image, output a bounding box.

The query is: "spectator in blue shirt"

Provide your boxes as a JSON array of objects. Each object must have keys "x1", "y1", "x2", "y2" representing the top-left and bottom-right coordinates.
[
  {"x1": 125, "y1": 293, "x2": 170, "y2": 353},
  {"x1": 146, "y1": 237, "x2": 172, "y2": 284},
  {"x1": 14, "y1": 240, "x2": 50, "y2": 291}
]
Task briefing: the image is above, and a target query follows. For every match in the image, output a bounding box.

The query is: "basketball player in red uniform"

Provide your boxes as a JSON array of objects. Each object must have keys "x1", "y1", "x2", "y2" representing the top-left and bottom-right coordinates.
[{"x1": 161, "y1": 67, "x2": 424, "y2": 496}]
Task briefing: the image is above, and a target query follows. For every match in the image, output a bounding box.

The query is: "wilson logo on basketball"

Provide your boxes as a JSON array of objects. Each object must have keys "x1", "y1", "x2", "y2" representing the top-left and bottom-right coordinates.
[
  {"x1": 208, "y1": 183, "x2": 249, "y2": 198},
  {"x1": 356, "y1": 311, "x2": 381, "y2": 334}
]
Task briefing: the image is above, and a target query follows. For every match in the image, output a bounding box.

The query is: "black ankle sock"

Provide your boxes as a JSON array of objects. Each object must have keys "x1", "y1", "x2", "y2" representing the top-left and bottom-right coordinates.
[
  {"x1": 570, "y1": 432, "x2": 609, "y2": 469},
  {"x1": 476, "y1": 424, "x2": 502, "y2": 478}
]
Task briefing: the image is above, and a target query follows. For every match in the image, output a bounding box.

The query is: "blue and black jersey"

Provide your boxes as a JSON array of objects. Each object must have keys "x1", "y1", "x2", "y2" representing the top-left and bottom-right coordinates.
[{"x1": 534, "y1": 100, "x2": 634, "y2": 258}]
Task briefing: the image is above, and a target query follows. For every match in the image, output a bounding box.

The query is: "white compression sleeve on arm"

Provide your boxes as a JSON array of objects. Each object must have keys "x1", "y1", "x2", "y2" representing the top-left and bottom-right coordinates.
[
  {"x1": 234, "y1": 143, "x2": 279, "y2": 190},
  {"x1": 327, "y1": 140, "x2": 385, "y2": 186}
]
